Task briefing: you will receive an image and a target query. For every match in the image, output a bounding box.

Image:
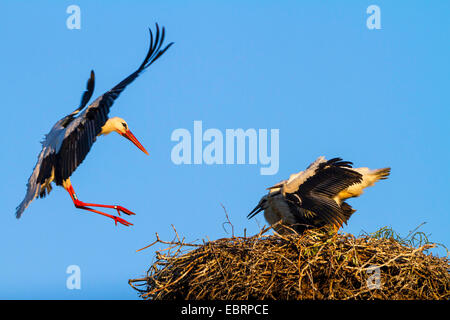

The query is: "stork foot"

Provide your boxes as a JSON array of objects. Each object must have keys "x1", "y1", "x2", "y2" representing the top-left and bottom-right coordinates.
[
  {"x1": 112, "y1": 215, "x2": 133, "y2": 227},
  {"x1": 76, "y1": 205, "x2": 133, "y2": 227},
  {"x1": 113, "y1": 205, "x2": 136, "y2": 216},
  {"x1": 73, "y1": 200, "x2": 136, "y2": 216}
]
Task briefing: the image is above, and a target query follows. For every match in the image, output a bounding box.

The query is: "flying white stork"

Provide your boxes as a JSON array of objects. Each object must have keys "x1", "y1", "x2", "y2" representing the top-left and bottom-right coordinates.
[
  {"x1": 16, "y1": 24, "x2": 173, "y2": 226},
  {"x1": 248, "y1": 156, "x2": 390, "y2": 234}
]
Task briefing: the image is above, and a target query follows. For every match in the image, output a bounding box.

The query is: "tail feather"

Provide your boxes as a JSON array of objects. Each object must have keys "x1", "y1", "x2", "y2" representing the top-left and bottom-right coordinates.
[
  {"x1": 16, "y1": 182, "x2": 40, "y2": 218},
  {"x1": 16, "y1": 148, "x2": 54, "y2": 218},
  {"x1": 374, "y1": 167, "x2": 391, "y2": 180}
]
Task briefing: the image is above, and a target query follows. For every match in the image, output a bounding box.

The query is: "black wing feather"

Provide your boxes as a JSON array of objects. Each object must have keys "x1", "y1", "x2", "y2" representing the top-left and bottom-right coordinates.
[
  {"x1": 60, "y1": 70, "x2": 96, "y2": 128},
  {"x1": 290, "y1": 158, "x2": 363, "y2": 228},
  {"x1": 297, "y1": 158, "x2": 362, "y2": 197},
  {"x1": 77, "y1": 70, "x2": 96, "y2": 114}
]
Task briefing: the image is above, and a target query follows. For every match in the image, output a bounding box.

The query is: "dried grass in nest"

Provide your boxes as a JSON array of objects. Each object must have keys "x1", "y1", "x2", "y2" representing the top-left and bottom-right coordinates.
[{"x1": 129, "y1": 224, "x2": 449, "y2": 300}]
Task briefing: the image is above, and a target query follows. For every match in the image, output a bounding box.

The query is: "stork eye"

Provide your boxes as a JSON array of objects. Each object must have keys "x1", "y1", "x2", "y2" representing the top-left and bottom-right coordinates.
[{"x1": 122, "y1": 122, "x2": 128, "y2": 130}]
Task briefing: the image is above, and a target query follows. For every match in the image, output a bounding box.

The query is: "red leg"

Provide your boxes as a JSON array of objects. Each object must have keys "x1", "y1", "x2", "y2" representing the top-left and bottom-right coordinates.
[
  {"x1": 63, "y1": 179, "x2": 134, "y2": 227},
  {"x1": 67, "y1": 185, "x2": 135, "y2": 216}
]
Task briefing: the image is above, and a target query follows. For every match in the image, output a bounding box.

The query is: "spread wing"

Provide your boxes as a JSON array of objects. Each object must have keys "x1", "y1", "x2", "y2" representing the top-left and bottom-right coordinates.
[{"x1": 285, "y1": 157, "x2": 363, "y2": 228}]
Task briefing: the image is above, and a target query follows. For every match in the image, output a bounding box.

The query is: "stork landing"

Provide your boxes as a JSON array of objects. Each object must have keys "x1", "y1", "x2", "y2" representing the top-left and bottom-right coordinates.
[{"x1": 16, "y1": 24, "x2": 173, "y2": 226}]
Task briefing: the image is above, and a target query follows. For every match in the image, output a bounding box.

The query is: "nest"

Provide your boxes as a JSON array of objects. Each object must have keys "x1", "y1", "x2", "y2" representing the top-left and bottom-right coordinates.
[{"x1": 129, "y1": 225, "x2": 449, "y2": 300}]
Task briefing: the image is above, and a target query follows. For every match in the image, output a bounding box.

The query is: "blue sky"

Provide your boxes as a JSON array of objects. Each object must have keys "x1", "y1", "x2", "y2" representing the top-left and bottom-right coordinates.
[{"x1": 0, "y1": 1, "x2": 448, "y2": 299}]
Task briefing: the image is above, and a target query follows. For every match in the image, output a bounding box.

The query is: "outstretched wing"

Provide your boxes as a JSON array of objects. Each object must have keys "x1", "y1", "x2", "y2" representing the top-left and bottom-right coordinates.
[
  {"x1": 285, "y1": 157, "x2": 363, "y2": 228},
  {"x1": 53, "y1": 24, "x2": 173, "y2": 185}
]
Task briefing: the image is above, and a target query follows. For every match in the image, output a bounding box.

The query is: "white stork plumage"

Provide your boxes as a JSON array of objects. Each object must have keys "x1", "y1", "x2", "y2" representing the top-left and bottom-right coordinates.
[
  {"x1": 248, "y1": 156, "x2": 390, "y2": 234},
  {"x1": 16, "y1": 24, "x2": 173, "y2": 226}
]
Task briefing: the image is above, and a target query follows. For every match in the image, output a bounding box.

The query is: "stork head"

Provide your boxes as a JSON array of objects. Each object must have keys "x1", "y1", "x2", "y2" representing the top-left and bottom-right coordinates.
[
  {"x1": 247, "y1": 195, "x2": 269, "y2": 219},
  {"x1": 101, "y1": 117, "x2": 149, "y2": 155}
]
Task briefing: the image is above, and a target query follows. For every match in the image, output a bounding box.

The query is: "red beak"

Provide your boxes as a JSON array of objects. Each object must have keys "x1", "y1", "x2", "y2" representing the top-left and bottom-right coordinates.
[{"x1": 121, "y1": 130, "x2": 149, "y2": 155}]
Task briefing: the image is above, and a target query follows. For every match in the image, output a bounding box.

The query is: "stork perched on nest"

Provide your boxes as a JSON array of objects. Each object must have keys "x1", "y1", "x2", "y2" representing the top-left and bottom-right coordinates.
[{"x1": 248, "y1": 157, "x2": 390, "y2": 234}]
